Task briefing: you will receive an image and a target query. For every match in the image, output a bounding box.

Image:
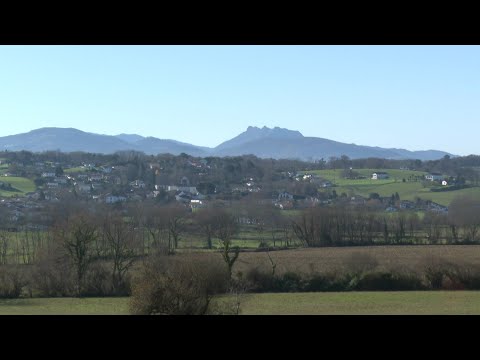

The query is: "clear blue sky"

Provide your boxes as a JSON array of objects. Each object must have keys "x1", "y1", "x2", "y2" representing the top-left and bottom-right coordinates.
[{"x1": 0, "y1": 45, "x2": 478, "y2": 155}]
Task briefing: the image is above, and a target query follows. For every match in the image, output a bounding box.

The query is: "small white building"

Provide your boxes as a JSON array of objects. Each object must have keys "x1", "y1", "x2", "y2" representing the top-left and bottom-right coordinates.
[
  {"x1": 130, "y1": 180, "x2": 146, "y2": 189},
  {"x1": 190, "y1": 199, "x2": 203, "y2": 208},
  {"x1": 106, "y1": 195, "x2": 127, "y2": 204},
  {"x1": 89, "y1": 174, "x2": 104, "y2": 182},
  {"x1": 425, "y1": 173, "x2": 443, "y2": 181},
  {"x1": 372, "y1": 172, "x2": 389, "y2": 180}
]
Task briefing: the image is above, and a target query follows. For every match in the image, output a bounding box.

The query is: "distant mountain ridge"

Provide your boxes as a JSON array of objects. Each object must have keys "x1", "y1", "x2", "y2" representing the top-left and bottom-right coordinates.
[
  {"x1": 215, "y1": 126, "x2": 304, "y2": 151},
  {"x1": 0, "y1": 126, "x2": 456, "y2": 161}
]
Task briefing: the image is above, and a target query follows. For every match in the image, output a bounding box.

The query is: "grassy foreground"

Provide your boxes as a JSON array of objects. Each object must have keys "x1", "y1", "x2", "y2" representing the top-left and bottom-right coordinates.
[
  {"x1": 0, "y1": 297, "x2": 130, "y2": 315},
  {"x1": 3, "y1": 292, "x2": 480, "y2": 315},
  {"x1": 236, "y1": 291, "x2": 480, "y2": 315}
]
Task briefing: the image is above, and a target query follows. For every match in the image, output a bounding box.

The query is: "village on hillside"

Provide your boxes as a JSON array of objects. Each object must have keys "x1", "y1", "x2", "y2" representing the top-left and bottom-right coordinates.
[{"x1": 0, "y1": 151, "x2": 471, "y2": 227}]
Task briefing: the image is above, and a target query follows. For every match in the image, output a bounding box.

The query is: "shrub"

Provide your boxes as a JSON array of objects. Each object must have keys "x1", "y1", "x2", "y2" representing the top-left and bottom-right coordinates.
[
  {"x1": 275, "y1": 272, "x2": 304, "y2": 292},
  {"x1": 0, "y1": 265, "x2": 27, "y2": 298},
  {"x1": 421, "y1": 257, "x2": 459, "y2": 289},
  {"x1": 354, "y1": 271, "x2": 425, "y2": 291},
  {"x1": 438, "y1": 265, "x2": 480, "y2": 290},
  {"x1": 304, "y1": 273, "x2": 349, "y2": 292},
  {"x1": 129, "y1": 255, "x2": 230, "y2": 315},
  {"x1": 31, "y1": 251, "x2": 75, "y2": 297},
  {"x1": 82, "y1": 262, "x2": 116, "y2": 297},
  {"x1": 244, "y1": 267, "x2": 276, "y2": 292}
]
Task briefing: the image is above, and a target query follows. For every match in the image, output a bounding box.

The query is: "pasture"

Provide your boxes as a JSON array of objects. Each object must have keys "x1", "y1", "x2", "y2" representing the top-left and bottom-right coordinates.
[
  {"x1": 0, "y1": 177, "x2": 36, "y2": 197},
  {"x1": 3, "y1": 292, "x2": 480, "y2": 314},
  {"x1": 236, "y1": 291, "x2": 480, "y2": 315},
  {"x1": 0, "y1": 297, "x2": 129, "y2": 315},
  {"x1": 303, "y1": 168, "x2": 480, "y2": 206}
]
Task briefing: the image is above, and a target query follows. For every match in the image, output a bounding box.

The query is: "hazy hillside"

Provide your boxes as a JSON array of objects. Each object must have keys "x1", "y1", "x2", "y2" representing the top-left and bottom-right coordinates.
[{"x1": 0, "y1": 126, "x2": 455, "y2": 160}]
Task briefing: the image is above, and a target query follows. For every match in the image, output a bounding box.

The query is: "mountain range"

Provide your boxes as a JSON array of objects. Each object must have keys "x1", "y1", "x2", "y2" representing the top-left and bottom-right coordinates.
[{"x1": 0, "y1": 126, "x2": 455, "y2": 161}]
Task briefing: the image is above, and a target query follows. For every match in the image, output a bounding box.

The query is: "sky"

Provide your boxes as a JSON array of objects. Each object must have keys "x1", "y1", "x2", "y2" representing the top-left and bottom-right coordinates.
[{"x1": 0, "y1": 45, "x2": 478, "y2": 155}]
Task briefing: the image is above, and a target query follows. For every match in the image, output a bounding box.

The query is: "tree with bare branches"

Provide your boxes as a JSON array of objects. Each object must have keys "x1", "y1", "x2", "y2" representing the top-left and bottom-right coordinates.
[
  {"x1": 213, "y1": 210, "x2": 240, "y2": 279},
  {"x1": 57, "y1": 214, "x2": 98, "y2": 296},
  {"x1": 101, "y1": 213, "x2": 137, "y2": 294}
]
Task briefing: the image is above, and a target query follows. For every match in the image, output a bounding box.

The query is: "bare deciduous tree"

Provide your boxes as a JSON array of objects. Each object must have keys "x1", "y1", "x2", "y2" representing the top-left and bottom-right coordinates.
[
  {"x1": 102, "y1": 213, "x2": 136, "y2": 294},
  {"x1": 0, "y1": 231, "x2": 8, "y2": 265},
  {"x1": 57, "y1": 214, "x2": 98, "y2": 296},
  {"x1": 196, "y1": 207, "x2": 219, "y2": 249},
  {"x1": 213, "y1": 210, "x2": 240, "y2": 279},
  {"x1": 449, "y1": 197, "x2": 480, "y2": 243}
]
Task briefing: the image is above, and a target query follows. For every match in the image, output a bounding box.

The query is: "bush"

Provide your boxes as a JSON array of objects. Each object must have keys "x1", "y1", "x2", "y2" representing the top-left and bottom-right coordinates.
[
  {"x1": 129, "y1": 255, "x2": 230, "y2": 315},
  {"x1": 0, "y1": 265, "x2": 27, "y2": 298},
  {"x1": 456, "y1": 268, "x2": 480, "y2": 290},
  {"x1": 275, "y1": 272, "x2": 304, "y2": 292},
  {"x1": 436, "y1": 264, "x2": 480, "y2": 290},
  {"x1": 354, "y1": 271, "x2": 425, "y2": 291},
  {"x1": 424, "y1": 267, "x2": 449, "y2": 289},
  {"x1": 304, "y1": 273, "x2": 349, "y2": 292},
  {"x1": 245, "y1": 267, "x2": 276, "y2": 292},
  {"x1": 82, "y1": 262, "x2": 116, "y2": 297},
  {"x1": 422, "y1": 257, "x2": 461, "y2": 290},
  {"x1": 31, "y1": 251, "x2": 75, "y2": 297}
]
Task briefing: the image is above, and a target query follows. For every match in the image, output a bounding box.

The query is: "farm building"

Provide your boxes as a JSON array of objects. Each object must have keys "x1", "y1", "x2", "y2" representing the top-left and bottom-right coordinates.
[
  {"x1": 371, "y1": 172, "x2": 389, "y2": 180},
  {"x1": 425, "y1": 173, "x2": 444, "y2": 181}
]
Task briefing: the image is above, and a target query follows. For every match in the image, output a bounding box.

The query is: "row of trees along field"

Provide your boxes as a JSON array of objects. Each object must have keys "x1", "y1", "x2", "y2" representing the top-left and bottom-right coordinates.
[
  {"x1": 0, "y1": 196, "x2": 480, "y2": 310},
  {"x1": 1, "y1": 196, "x2": 480, "y2": 267}
]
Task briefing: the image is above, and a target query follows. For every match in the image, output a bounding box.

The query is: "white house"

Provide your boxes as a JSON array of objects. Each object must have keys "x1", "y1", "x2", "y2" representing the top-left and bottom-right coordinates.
[
  {"x1": 425, "y1": 173, "x2": 443, "y2": 181},
  {"x1": 190, "y1": 199, "x2": 203, "y2": 208},
  {"x1": 130, "y1": 180, "x2": 146, "y2": 189},
  {"x1": 372, "y1": 172, "x2": 389, "y2": 180},
  {"x1": 89, "y1": 174, "x2": 104, "y2": 182},
  {"x1": 160, "y1": 185, "x2": 198, "y2": 195},
  {"x1": 105, "y1": 195, "x2": 127, "y2": 204}
]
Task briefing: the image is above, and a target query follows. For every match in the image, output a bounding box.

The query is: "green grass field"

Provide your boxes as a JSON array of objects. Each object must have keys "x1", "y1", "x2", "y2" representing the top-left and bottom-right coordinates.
[
  {"x1": 305, "y1": 168, "x2": 427, "y2": 183},
  {"x1": 0, "y1": 164, "x2": 9, "y2": 175},
  {"x1": 0, "y1": 177, "x2": 36, "y2": 197},
  {"x1": 302, "y1": 168, "x2": 480, "y2": 206},
  {"x1": 237, "y1": 291, "x2": 480, "y2": 315},
  {"x1": 64, "y1": 167, "x2": 87, "y2": 174},
  {"x1": 3, "y1": 292, "x2": 480, "y2": 314},
  {"x1": 0, "y1": 297, "x2": 130, "y2": 315}
]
